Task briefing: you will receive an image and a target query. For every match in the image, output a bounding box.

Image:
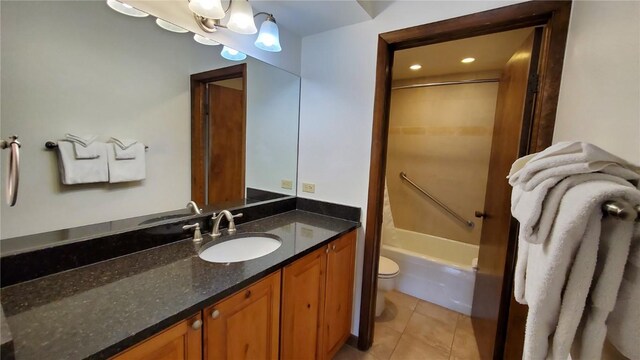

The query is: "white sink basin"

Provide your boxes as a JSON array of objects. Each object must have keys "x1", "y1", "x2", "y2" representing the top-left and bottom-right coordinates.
[{"x1": 199, "y1": 233, "x2": 282, "y2": 263}]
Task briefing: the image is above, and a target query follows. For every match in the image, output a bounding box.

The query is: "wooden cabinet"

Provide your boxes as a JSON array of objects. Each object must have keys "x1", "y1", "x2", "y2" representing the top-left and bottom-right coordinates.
[
  {"x1": 112, "y1": 313, "x2": 202, "y2": 360},
  {"x1": 281, "y1": 231, "x2": 357, "y2": 360},
  {"x1": 204, "y1": 271, "x2": 281, "y2": 360},
  {"x1": 281, "y1": 247, "x2": 327, "y2": 360},
  {"x1": 323, "y1": 231, "x2": 357, "y2": 359},
  {"x1": 114, "y1": 230, "x2": 357, "y2": 360}
]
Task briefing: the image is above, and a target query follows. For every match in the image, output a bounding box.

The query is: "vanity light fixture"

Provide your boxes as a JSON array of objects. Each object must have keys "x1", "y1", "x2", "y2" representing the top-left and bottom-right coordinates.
[
  {"x1": 254, "y1": 14, "x2": 281, "y2": 52},
  {"x1": 106, "y1": 0, "x2": 148, "y2": 17},
  {"x1": 220, "y1": 46, "x2": 247, "y2": 61},
  {"x1": 409, "y1": 64, "x2": 422, "y2": 70},
  {"x1": 189, "y1": 0, "x2": 282, "y2": 52},
  {"x1": 156, "y1": 18, "x2": 189, "y2": 33},
  {"x1": 461, "y1": 57, "x2": 476, "y2": 63},
  {"x1": 194, "y1": 34, "x2": 221, "y2": 46}
]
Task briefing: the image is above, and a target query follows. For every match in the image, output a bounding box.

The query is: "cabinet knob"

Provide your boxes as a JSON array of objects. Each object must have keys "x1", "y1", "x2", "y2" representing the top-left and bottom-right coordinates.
[
  {"x1": 325, "y1": 246, "x2": 330, "y2": 254},
  {"x1": 191, "y1": 319, "x2": 202, "y2": 330},
  {"x1": 245, "y1": 290, "x2": 251, "y2": 299},
  {"x1": 331, "y1": 244, "x2": 336, "y2": 251},
  {"x1": 211, "y1": 309, "x2": 220, "y2": 319}
]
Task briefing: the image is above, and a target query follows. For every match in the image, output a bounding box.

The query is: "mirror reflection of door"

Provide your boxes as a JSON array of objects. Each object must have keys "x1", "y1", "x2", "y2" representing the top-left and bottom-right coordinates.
[
  {"x1": 191, "y1": 64, "x2": 247, "y2": 206},
  {"x1": 207, "y1": 79, "x2": 246, "y2": 204}
]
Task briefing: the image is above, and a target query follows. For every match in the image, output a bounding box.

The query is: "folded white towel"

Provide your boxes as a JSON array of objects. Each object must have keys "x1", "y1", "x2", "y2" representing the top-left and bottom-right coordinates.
[
  {"x1": 56, "y1": 140, "x2": 109, "y2": 184},
  {"x1": 109, "y1": 137, "x2": 139, "y2": 160},
  {"x1": 107, "y1": 143, "x2": 145, "y2": 183},
  {"x1": 606, "y1": 223, "x2": 640, "y2": 359},
  {"x1": 508, "y1": 142, "x2": 638, "y2": 187},
  {"x1": 515, "y1": 179, "x2": 640, "y2": 360},
  {"x1": 64, "y1": 133, "x2": 100, "y2": 159}
]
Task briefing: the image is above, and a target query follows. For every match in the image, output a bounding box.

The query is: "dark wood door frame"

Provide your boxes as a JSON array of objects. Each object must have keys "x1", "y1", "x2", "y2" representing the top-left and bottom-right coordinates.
[
  {"x1": 191, "y1": 64, "x2": 247, "y2": 205},
  {"x1": 358, "y1": 1, "x2": 572, "y2": 356}
]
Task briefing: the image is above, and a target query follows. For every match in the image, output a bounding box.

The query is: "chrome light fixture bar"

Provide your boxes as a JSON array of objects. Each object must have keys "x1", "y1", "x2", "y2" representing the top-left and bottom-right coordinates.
[
  {"x1": 190, "y1": 0, "x2": 282, "y2": 52},
  {"x1": 155, "y1": 18, "x2": 189, "y2": 33}
]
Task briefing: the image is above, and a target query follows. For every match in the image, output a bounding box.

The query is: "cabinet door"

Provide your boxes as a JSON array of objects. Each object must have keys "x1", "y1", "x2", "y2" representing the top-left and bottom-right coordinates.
[
  {"x1": 323, "y1": 231, "x2": 356, "y2": 359},
  {"x1": 204, "y1": 271, "x2": 281, "y2": 360},
  {"x1": 112, "y1": 313, "x2": 202, "y2": 360},
  {"x1": 281, "y1": 246, "x2": 327, "y2": 360}
]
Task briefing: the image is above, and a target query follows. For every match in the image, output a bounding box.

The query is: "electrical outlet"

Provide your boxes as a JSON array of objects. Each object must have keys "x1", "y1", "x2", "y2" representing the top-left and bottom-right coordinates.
[
  {"x1": 281, "y1": 179, "x2": 293, "y2": 190},
  {"x1": 302, "y1": 183, "x2": 315, "y2": 193}
]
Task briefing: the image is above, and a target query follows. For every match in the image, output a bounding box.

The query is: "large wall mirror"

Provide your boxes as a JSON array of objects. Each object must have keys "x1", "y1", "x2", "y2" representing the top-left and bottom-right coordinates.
[{"x1": 0, "y1": 1, "x2": 300, "y2": 240}]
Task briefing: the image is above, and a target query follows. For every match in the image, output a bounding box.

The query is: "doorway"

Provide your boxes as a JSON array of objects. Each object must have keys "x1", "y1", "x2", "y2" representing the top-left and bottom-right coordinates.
[
  {"x1": 191, "y1": 64, "x2": 247, "y2": 205},
  {"x1": 358, "y1": 2, "x2": 571, "y2": 359}
]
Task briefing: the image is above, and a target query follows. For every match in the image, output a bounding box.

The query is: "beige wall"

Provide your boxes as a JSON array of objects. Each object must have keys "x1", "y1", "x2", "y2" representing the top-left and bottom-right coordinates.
[{"x1": 386, "y1": 72, "x2": 499, "y2": 245}]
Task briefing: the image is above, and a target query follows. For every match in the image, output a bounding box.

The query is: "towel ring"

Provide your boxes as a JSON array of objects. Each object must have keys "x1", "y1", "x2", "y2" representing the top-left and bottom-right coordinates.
[{"x1": 1, "y1": 135, "x2": 20, "y2": 207}]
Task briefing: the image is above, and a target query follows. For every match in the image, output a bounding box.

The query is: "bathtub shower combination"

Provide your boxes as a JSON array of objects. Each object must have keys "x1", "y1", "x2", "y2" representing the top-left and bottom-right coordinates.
[{"x1": 381, "y1": 226, "x2": 478, "y2": 315}]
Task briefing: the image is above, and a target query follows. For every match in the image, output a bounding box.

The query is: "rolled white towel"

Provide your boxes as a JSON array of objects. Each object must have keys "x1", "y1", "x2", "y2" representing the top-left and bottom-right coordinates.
[{"x1": 64, "y1": 133, "x2": 100, "y2": 159}]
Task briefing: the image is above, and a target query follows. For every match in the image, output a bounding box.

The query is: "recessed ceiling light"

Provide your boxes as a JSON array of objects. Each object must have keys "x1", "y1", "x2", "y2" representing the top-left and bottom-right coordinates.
[
  {"x1": 156, "y1": 18, "x2": 188, "y2": 33},
  {"x1": 409, "y1": 64, "x2": 422, "y2": 71},
  {"x1": 461, "y1": 57, "x2": 476, "y2": 64},
  {"x1": 194, "y1": 34, "x2": 221, "y2": 46}
]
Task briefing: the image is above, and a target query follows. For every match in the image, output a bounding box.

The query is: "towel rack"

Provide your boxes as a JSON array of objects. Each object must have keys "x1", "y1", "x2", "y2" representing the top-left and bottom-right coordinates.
[
  {"x1": 602, "y1": 200, "x2": 640, "y2": 222},
  {"x1": 44, "y1": 141, "x2": 149, "y2": 151},
  {"x1": 1, "y1": 135, "x2": 20, "y2": 206},
  {"x1": 400, "y1": 171, "x2": 475, "y2": 229}
]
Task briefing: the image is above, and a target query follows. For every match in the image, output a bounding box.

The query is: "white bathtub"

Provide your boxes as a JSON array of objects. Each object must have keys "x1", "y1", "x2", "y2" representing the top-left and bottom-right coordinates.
[{"x1": 381, "y1": 227, "x2": 479, "y2": 315}]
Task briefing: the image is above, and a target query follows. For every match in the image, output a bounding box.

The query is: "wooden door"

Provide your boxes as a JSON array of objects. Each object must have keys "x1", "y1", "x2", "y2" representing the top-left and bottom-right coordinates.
[
  {"x1": 322, "y1": 231, "x2": 357, "y2": 359},
  {"x1": 471, "y1": 29, "x2": 543, "y2": 359},
  {"x1": 208, "y1": 83, "x2": 246, "y2": 204},
  {"x1": 204, "y1": 271, "x2": 280, "y2": 360},
  {"x1": 281, "y1": 246, "x2": 328, "y2": 360},
  {"x1": 112, "y1": 313, "x2": 202, "y2": 360}
]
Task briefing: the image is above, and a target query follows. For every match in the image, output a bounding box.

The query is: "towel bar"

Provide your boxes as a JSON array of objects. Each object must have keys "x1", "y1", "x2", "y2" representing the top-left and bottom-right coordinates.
[
  {"x1": 44, "y1": 141, "x2": 148, "y2": 151},
  {"x1": 603, "y1": 200, "x2": 639, "y2": 222}
]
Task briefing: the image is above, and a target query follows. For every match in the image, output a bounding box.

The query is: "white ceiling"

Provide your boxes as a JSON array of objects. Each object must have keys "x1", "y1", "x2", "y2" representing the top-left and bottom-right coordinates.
[
  {"x1": 393, "y1": 27, "x2": 535, "y2": 80},
  {"x1": 251, "y1": 0, "x2": 374, "y2": 37}
]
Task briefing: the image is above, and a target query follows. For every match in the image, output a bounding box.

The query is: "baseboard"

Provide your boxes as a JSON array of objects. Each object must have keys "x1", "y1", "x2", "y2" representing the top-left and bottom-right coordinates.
[{"x1": 346, "y1": 334, "x2": 359, "y2": 348}]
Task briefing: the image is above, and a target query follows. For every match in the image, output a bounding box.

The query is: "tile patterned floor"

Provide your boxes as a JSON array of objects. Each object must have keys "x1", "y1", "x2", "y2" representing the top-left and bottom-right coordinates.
[{"x1": 335, "y1": 291, "x2": 481, "y2": 360}]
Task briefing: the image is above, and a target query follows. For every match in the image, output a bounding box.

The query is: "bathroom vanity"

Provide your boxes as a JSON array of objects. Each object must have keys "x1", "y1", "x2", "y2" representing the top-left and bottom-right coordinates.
[{"x1": 0, "y1": 203, "x2": 359, "y2": 360}]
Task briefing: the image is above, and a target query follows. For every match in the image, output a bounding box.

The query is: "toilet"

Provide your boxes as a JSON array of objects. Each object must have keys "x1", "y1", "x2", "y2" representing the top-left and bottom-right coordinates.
[{"x1": 376, "y1": 256, "x2": 400, "y2": 317}]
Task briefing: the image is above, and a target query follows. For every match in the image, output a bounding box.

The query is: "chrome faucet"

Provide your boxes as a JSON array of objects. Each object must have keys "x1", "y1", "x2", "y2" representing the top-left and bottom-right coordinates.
[
  {"x1": 183, "y1": 223, "x2": 202, "y2": 242},
  {"x1": 211, "y1": 210, "x2": 243, "y2": 237},
  {"x1": 186, "y1": 201, "x2": 202, "y2": 215}
]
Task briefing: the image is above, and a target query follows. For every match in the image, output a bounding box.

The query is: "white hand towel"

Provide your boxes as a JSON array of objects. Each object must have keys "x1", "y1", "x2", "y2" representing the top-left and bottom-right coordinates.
[
  {"x1": 56, "y1": 140, "x2": 109, "y2": 184},
  {"x1": 606, "y1": 223, "x2": 640, "y2": 359},
  {"x1": 515, "y1": 179, "x2": 640, "y2": 360},
  {"x1": 107, "y1": 143, "x2": 145, "y2": 183},
  {"x1": 109, "y1": 137, "x2": 138, "y2": 160},
  {"x1": 64, "y1": 133, "x2": 100, "y2": 159}
]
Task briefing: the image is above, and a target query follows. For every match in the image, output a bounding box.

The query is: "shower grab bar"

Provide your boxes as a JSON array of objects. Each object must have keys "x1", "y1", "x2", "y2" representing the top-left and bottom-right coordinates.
[
  {"x1": 400, "y1": 171, "x2": 474, "y2": 229},
  {"x1": 392, "y1": 78, "x2": 500, "y2": 90}
]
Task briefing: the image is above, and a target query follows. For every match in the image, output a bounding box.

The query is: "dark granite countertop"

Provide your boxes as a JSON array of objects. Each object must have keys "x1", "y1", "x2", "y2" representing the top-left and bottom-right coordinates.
[{"x1": 0, "y1": 210, "x2": 358, "y2": 360}]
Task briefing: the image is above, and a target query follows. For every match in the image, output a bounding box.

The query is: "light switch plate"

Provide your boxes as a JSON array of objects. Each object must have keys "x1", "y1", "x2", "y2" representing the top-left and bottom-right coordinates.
[
  {"x1": 281, "y1": 179, "x2": 293, "y2": 190},
  {"x1": 302, "y1": 183, "x2": 315, "y2": 193}
]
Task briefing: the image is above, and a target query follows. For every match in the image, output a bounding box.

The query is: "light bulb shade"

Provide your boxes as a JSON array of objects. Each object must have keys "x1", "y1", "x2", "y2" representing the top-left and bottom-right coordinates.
[
  {"x1": 188, "y1": 0, "x2": 225, "y2": 19},
  {"x1": 106, "y1": 0, "x2": 148, "y2": 17},
  {"x1": 254, "y1": 19, "x2": 281, "y2": 52},
  {"x1": 220, "y1": 46, "x2": 247, "y2": 61},
  {"x1": 227, "y1": 0, "x2": 257, "y2": 35},
  {"x1": 155, "y1": 18, "x2": 188, "y2": 33},
  {"x1": 194, "y1": 34, "x2": 221, "y2": 46}
]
